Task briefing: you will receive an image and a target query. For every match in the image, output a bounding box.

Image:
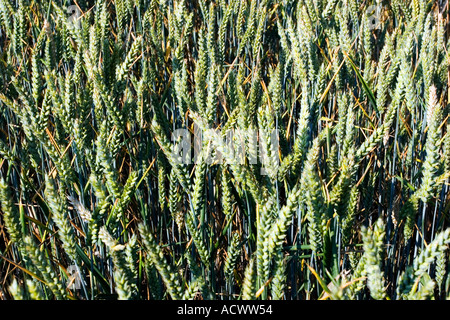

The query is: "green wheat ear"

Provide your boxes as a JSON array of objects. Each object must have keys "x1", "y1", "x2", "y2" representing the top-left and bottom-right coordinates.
[
  {"x1": 241, "y1": 256, "x2": 256, "y2": 300},
  {"x1": 0, "y1": 177, "x2": 23, "y2": 246},
  {"x1": 138, "y1": 223, "x2": 183, "y2": 300},
  {"x1": 99, "y1": 226, "x2": 137, "y2": 299},
  {"x1": 271, "y1": 251, "x2": 286, "y2": 300},
  {"x1": 44, "y1": 175, "x2": 78, "y2": 263},
  {"x1": 8, "y1": 279, "x2": 25, "y2": 300},
  {"x1": 224, "y1": 232, "x2": 241, "y2": 282},
  {"x1": 361, "y1": 218, "x2": 387, "y2": 300}
]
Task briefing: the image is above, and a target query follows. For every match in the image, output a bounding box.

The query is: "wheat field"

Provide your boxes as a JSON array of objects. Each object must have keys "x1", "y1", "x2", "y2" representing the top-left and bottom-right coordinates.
[{"x1": 0, "y1": 0, "x2": 450, "y2": 300}]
